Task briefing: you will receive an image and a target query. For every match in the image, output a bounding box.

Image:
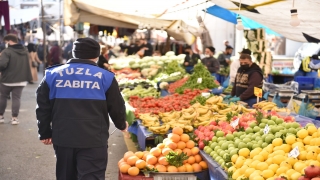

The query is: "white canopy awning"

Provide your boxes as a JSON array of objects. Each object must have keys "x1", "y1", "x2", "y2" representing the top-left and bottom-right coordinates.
[
  {"x1": 1, "y1": 7, "x2": 40, "y2": 26},
  {"x1": 210, "y1": 0, "x2": 320, "y2": 42}
]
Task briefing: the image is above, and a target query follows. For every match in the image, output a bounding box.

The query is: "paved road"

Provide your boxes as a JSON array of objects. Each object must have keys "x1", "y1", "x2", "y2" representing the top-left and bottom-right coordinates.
[{"x1": 0, "y1": 74, "x2": 127, "y2": 180}]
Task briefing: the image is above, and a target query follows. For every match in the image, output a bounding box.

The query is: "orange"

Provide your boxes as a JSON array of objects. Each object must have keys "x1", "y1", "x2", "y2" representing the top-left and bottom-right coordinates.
[
  {"x1": 192, "y1": 163, "x2": 202, "y2": 172},
  {"x1": 118, "y1": 162, "x2": 129, "y2": 168},
  {"x1": 146, "y1": 164, "x2": 154, "y2": 169},
  {"x1": 191, "y1": 147, "x2": 200, "y2": 155},
  {"x1": 168, "y1": 133, "x2": 181, "y2": 143},
  {"x1": 150, "y1": 148, "x2": 162, "y2": 157},
  {"x1": 194, "y1": 154, "x2": 202, "y2": 163},
  {"x1": 142, "y1": 152, "x2": 150, "y2": 161},
  {"x1": 123, "y1": 151, "x2": 134, "y2": 162},
  {"x1": 186, "y1": 140, "x2": 195, "y2": 149},
  {"x1": 118, "y1": 158, "x2": 125, "y2": 166},
  {"x1": 183, "y1": 148, "x2": 192, "y2": 156},
  {"x1": 177, "y1": 141, "x2": 186, "y2": 150},
  {"x1": 157, "y1": 143, "x2": 165, "y2": 149},
  {"x1": 135, "y1": 159, "x2": 146, "y2": 169},
  {"x1": 155, "y1": 164, "x2": 167, "y2": 172},
  {"x1": 165, "y1": 141, "x2": 177, "y2": 150},
  {"x1": 127, "y1": 156, "x2": 139, "y2": 166},
  {"x1": 128, "y1": 167, "x2": 140, "y2": 176},
  {"x1": 120, "y1": 163, "x2": 131, "y2": 173},
  {"x1": 163, "y1": 138, "x2": 170, "y2": 144},
  {"x1": 187, "y1": 156, "x2": 196, "y2": 164},
  {"x1": 146, "y1": 155, "x2": 158, "y2": 165},
  {"x1": 162, "y1": 148, "x2": 173, "y2": 156},
  {"x1": 158, "y1": 156, "x2": 169, "y2": 166},
  {"x1": 167, "y1": 166, "x2": 178, "y2": 172},
  {"x1": 177, "y1": 165, "x2": 187, "y2": 172},
  {"x1": 185, "y1": 163, "x2": 193, "y2": 172},
  {"x1": 172, "y1": 127, "x2": 183, "y2": 135},
  {"x1": 180, "y1": 134, "x2": 190, "y2": 142},
  {"x1": 134, "y1": 151, "x2": 144, "y2": 159},
  {"x1": 174, "y1": 149, "x2": 182, "y2": 155},
  {"x1": 199, "y1": 161, "x2": 208, "y2": 169}
]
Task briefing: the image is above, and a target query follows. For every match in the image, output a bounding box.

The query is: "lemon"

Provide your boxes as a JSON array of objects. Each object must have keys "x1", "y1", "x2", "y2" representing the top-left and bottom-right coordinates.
[
  {"x1": 256, "y1": 162, "x2": 269, "y2": 171},
  {"x1": 309, "y1": 160, "x2": 320, "y2": 166},
  {"x1": 276, "y1": 166, "x2": 289, "y2": 175},
  {"x1": 297, "y1": 129, "x2": 308, "y2": 139},
  {"x1": 294, "y1": 161, "x2": 307, "y2": 172},
  {"x1": 228, "y1": 166, "x2": 236, "y2": 173},
  {"x1": 268, "y1": 163, "x2": 279, "y2": 173},
  {"x1": 239, "y1": 164, "x2": 249, "y2": 174},
  {"x1": 244, "y1": 167, "x2": 256, "y2": 177},
  {"x1": 317, "y1": 154, "x2": 320, "y2": 161},
  {"x1": 281, "y1": 144, "x2": 291, "y2": 153},
  {"x1": 249, "y1": 160, "x2": 260, "y2": 169},
  {"x1": 236, "y1": 175, "x2": 247, "y2": 180},
  {"x1": 272, "y1": 138, "x2": 283, "y2": 147},
  {"x1": 286, "y1": 157, "x2": 298, "y2": 166},
  {"x1": 244, "y1": 159, "x2": 253, "y2": 166},
  {"x1": 261, "y1": 169, "x2": 274, "y2": 179},
  {"x1": 253, "y1": 154, "x2": 264, "y2": 162},
  {"x1": 298, "y1": 151, "x2": 307, "y2": 160},
  {"x1": 307, "y1": 125, "x2": 317, "y2": 135},
  {"x1": 279, "y1": 173, "x2": 289, "y2": 179},
  {"x1": 265, "y1": 158, "x2": 273, "y2": 165},
  {"x1": 231, "y1": 154, "x2": 238, "y2": 163},
  {"x1": 250, "y1": 148, "x2": 261, "y2": 159},
  {"x1": 273, "y1": 149, "x2": 286, "y2": 156},
  {"x1": 272, "y1": 154, "x2": 286, "y2": 165},
  {"x1": 306, "y1": 151, "x2": 317, "y2": 160},
  {"x1": 265, "y1": 144, "x2": 274, "y2": 153},
  {"x1": 280, "y1": 161, "x2": 292, "y2": 169},
  {"x1": 235, "y1": 156, "x2": 245, "y2": 168},
  {"x1": 259, "y1": 150, "x2": 269, "y2": 161},
  {"x1": 285, "y1": 134, "x2": 296, "y2": 145},
  {"x1": 286, "y1": 169, "x2": 297, "y2": 178},
  {"x1": 232, "y1": 169, "x2": 242, "y2": 179},
  {"x1": 239, "y1": 148, "x2": 250, "y2": 158},
  {"x1": 303, "y1": 136, "x2": 313, "y2": 145},
  {"x1": 291, "y1": 172, "x2": 302, "y2": 180}
]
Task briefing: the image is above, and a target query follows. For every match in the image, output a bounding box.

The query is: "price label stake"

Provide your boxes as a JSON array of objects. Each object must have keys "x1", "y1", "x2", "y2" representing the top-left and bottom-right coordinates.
[
  {"x1": 288, "y1": 146, "x2": 300, "y2": 158},
  {"x1": 264, "y1": 124, "x2": 270, "y2": 134},
  {"x1": 197, "y1": 78, "x2": 202, "y2": 84},
  {"x1": 254, "y1": 87, "x2": 262, "y2": 103},
  {"x1": 230, "y1": 118, "x2": 239, "y2": 129}
]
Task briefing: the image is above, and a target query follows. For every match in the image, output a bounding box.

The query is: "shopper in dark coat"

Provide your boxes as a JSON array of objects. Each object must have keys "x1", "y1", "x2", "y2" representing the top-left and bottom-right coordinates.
[
  {"x1": 201, "y1": 46, "x2": 220, "y2": 74},
  {"x1": 36, "y1": 38, "x2": 128, "y2": 180}
]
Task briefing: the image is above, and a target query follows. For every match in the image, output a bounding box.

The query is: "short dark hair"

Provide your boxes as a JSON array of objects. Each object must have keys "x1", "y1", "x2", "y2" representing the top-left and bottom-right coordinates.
[
  {"x1": 226, "y1": 46, "x2": 233, "y2": 50},
  {"x1": 240, "y1": 54, "x2": 252, "y2": 61},
  {"x1": 3, "y1": 34, "x2": 18, "y2": 43},
  {"x1": 206, "y1": 46, "x2": 215, "y2": 53},
  {"x1": 185, "y1": 45, "x2": 192, "y2": 50}
]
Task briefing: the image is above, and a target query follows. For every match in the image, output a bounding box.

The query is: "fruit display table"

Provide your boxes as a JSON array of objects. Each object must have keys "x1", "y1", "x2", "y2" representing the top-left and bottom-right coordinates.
[
  {"x1": 118, "y1": 171, "x2": 153, "y2": 180},
  {"x1": 291, "y1": 113, "x2": 320, "y2": 127},
  {"x1": 128, "y1": 120, "x2": 156, "y2": 151},
  {"x1": 200, "y1": 151, "x2": 227, "y2": 180}
]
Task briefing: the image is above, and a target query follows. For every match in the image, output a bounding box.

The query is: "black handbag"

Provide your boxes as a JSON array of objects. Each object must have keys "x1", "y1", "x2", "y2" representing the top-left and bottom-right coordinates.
[{"x1": 32, "y1": 61, "x2": 38, "y2": 67}]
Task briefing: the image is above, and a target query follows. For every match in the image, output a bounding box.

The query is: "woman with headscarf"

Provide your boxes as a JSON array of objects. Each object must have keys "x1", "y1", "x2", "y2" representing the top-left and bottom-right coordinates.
[
  {"x1": 27, "y1": 43, "x2": 42, "y2": 83},
  {"x1": 97, "y1": 45, "x2": 110, "y2": 70}
]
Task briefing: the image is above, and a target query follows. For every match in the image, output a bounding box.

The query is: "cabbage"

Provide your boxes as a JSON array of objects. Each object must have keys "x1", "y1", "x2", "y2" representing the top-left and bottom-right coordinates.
[
  {"x1": 165, "y1": 60, "x2": 173, "y2": 64},
  {"x1": 169, "y1": 56, "x2": 178, "y2": 61},
  {"x1": 153, "y1": 56, "x2": 161, "y2": 61},
  {"x1": 147, "y1": 61, "x2": 156, "y2": 66},
  {"x1": 130, "y1": 63, "x2": 140, "y2": 69},
  {"x1": 157, "y1": 61, "x2": 164, "y2": 66},
  {"x1": 161, "y1": 56, "x2": 168, "y2": 61},
  {"x1": 142, "y1": 56, "x2": 152, "y2": 61},
  {"x1": 165, "y1": 51, "x2": 175, "y2": 57},
  {"x1": 129, "y1": 60, "x2": 136, "y2": 65},
  {"x1": 140, "y1": 63, "x2": 149, "y2": 68}
]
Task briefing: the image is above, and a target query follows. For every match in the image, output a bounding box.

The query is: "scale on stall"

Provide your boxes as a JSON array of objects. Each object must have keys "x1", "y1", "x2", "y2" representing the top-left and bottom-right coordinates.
[{"x1": 299, "y1": 90, "x2": 320, "y2": 107}]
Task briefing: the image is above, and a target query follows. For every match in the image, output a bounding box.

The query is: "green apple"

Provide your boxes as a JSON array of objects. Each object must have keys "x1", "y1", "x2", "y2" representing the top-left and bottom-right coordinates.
[
  {"x1": 271, "y1": 127, "x2": 278, "y2": 134},
  {"x1": 252, "y1": 144, "x2": 260, "y2": 149},
  {"x1": 210, "y1": 142, "x2": 218, "y2": 149},
  {"x1": 230, "y1": 149, "x2": 238, "y2": 156},
  {"x1": 219, "y1": 150, "x2": 226, "y2": 157},
  {"x1": 276, "y1": 118, "x2": 284, "y2": 124},
  {"x1": 261, "y1": 142, "x2": 268, "y2": 148},
  {"x1": 221, "y1": 143, "x2": 229, "y2": 150},
  {"x1": 218, "y1": 141, "x2": 224, "y2": 146},
  {"x1": 226, "y1": 134, "x2": 234, "y2": 141},
  {"x1": 216, "y1": 149, "x2": 222, "y2": 154},
  {"x1": 292, "y1": 122, "x2": 301, "y2": 128},
  {"x1": 210, "y1": 151, "x2": 216, "y2": 157},
  {"x1": 250, "y1": 122, "x2": 257, "y2": 128},
  {"x1": 271, "y1": 116, "x2": 278, "y2": 121},
  {"x1": 211, "y1": 136, "x2": 218, "y2": 142},
  {"x1": 285, "y1": 123, "x2": 291, "y2": 129},
  {"x1": 288, "y1": 128, "x2": 297, "y2": 135},
  {"x1": 243, "y1": 138, "x2": 251, "y2": 143},
  {"x1": 253, "y1": 126, "x2": 261, "y2": 133},
  {"x1": 217, "y1": 137, "x2": 226, "y2": 142},
  {"x1": 259, "y1": 123, "x2": 266, "y2": 128},
  {"x1": 216, "y1": 131, "x2": 224, "y2": 137},
  {"x1": 247, "y1": 142, "x2": 253, "y2": 150},
  {"x1": 261, "y1": 119, "x2": 269, "y2": 123},
  {"x1": 246, "y1": 127, "x2": 254, "y2": 134},
  {"x1": 240, "y1": 135, "x2": 246, "y2": 139},
  {"x1": 238, "y1": 142, "x2": 247, "y2": 149},
  {"x1": 267, "y1": 120, "x2": 276, "y2": 125},
  {"x1": 214, "y1": 146, "x2": 221, "y2": 152}
]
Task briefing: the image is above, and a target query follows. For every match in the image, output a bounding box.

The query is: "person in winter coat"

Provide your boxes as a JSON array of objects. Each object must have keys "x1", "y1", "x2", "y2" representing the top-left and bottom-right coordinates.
[
  {"x1": 229, "y1": 49, "x2": 252, "y2": 85},
  {"x1": 228, "y1": 54, "x2": 263, "y2": 107},
  {"x1": 36, "y1": 38, "x2": 128, "y2": 180},
  {"x1": 183, "y1": 45, "x2": 201, "y2": 73},
  {"x1": 0, "y1": 34, "x2": 32, "y2": 125},
  {"x1": 27, "y1": 43, "x2": 42, "y2": 83},
  {"x1": 201, "y1": 46, "x2": 220, "y2": 75}
]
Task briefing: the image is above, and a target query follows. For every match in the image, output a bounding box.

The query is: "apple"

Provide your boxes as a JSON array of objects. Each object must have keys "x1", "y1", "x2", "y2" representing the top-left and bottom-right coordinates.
[
  {"x1": 226, "y1": 134, "x2": 234, "y2": 141},
  {"x1": 250, "y1": 122, "x2": 257, "y2": 128},
  {"x1": 216, "y1": 131, "x2": 224, "y2": 137},
  {"x1": 276, "y1": 118, "x2": 284, "y2": 124},
  {"x1": 259, "y1": 123, "x2": 266, "y2": 128},
  {"x1": 271, "y1": 115, "x2": 278, "y2": 121},
  {"x1": 253, "y1": 126, "x2": 261, "y2": 133}
]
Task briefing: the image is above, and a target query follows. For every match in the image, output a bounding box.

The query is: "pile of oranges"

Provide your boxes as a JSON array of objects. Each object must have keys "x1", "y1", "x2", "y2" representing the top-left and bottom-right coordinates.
[{"x1": 118, "y1": 127, "x2": 208, "y2": 176}]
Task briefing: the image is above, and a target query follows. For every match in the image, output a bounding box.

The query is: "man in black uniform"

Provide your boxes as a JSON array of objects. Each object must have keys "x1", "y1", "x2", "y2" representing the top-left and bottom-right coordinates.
[{"x1": 36, "y1": 38, "x2": 128, "y2": 180}]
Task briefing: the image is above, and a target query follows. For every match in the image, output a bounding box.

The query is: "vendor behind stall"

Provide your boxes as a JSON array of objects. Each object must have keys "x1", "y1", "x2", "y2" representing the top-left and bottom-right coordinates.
[
  {"x1": 227, "y1": 54, "x2": 263, "y2": 107},
  {"x1": 201, "y1": 46, "x2": 220, "y2": 75},
  {"x1": 183, "y1": 46, "x2": 201, "y2": 74}
]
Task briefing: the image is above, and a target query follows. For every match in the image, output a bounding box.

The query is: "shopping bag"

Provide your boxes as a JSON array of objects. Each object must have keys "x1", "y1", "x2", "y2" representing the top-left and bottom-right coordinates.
[
  {"x1": 222, "y1": 76, "x2": 230, "y2": 88},
  {"x1": 286, "y1": 95, "x2": 294, "y2": 112},
  {"x1": 272, "y1": 93, "x2": 286, "y2": 108},
  {"x1": 298, "y1": 96, "x2": 319, "y2": 119}
]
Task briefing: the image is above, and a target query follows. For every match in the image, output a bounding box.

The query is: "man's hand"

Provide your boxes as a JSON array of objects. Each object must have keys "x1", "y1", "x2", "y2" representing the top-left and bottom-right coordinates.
[
  {"x1": 184, "y1": 62, "x2": 189, "y2": 66},
  {"x1": 41, "y1": 138, "x2": 52, "y2": 145},
  {"x1": 226, "y1": 59, "x2": 231, "y2": 64},
  {"x1": 121, "y1": 121, "x2": 129, "y2": 132}
]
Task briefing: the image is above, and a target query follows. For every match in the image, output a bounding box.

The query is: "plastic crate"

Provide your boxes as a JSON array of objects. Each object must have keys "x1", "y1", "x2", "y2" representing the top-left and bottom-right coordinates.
[
  {"x1": 294, "y1": 76, "x2": 315, "y2": 92},
  {"x1": 118, "y1": 171, "x2": 153, "y2": 180},
  {"x1": 153, "y1": 174, "x2": 197, "y2": 180}
]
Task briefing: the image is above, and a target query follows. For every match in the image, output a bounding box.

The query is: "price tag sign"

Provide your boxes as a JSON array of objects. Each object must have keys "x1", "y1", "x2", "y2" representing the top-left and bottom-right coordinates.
[
  {"x1": 264, "y1": 124, "x2": 270, "y2": 134},
  {"x1": 230, "y1": 118, "x2": 239, "y2": 129},
  {"x1": 254, "y1": 87, "x2": 263, "y2": 98},
  {"x1": 201, "y1": 92, "x2": 210, "y2": 98},
  {"x1": 197, "y1": 78, "x2": 202, "y2": 83},
  {"x1": 288, "y1": 146, "x2": 300, "y2": 158}
]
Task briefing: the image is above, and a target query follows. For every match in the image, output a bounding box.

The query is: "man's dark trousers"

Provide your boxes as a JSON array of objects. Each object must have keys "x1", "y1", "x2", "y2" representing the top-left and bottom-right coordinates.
[{"x1": 53, "y1": 145, "x2": 108, "y2": 180}]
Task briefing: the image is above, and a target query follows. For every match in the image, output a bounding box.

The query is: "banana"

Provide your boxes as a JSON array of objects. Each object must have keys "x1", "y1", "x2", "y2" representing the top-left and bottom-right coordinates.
[
  {"x1": 197, "y1": 107, "x2": 209, "y2": 115},
  {"x1": 196, "y1": 116, "x2": 210, "y2": 122},
  {"x1": 181, "y1": 111, "x2": 197, "y2": 120},
  {"x1": 217, "y1": 103, "x2": 229, "y2": 109},
  {"x1": 217, "y1": 96, "x2": 223, "y2": 103},
  {"x1": 206, "y1": 96, "x2": 218, "y2": 104},
  {"x1": 181, "y1": 107, "x2": 194, "y2": 114}
]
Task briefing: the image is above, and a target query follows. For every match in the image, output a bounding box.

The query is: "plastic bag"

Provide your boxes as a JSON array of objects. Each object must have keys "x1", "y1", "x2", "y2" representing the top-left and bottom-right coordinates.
[
  {"x1": 263, "y1": 80, "x2": 299, "y2": 94},
  {"x1": 222, "y1": 76, "x2": 230, "y2": 88},
  {"x1": 298, "y1": 97, "x2": 319, "y2": 119},
  {"x1": 272, "y1": 93, "x2": 286, "y2": 108}
]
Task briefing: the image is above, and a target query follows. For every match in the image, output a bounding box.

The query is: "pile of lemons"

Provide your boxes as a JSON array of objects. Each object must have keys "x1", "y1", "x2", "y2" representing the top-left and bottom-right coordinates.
[{"x1": 229, "y1": 124, "x2": 320, "y2": 180}]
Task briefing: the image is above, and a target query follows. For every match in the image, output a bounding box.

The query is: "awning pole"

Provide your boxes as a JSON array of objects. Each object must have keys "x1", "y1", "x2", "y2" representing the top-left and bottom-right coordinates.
[{"x1": 41, "y1": 0, "x2": 47, "y2": 69}]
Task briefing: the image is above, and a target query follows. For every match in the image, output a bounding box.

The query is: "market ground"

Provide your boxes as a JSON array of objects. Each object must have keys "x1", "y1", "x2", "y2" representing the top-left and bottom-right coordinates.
[{"x1": 0, "y1": 70, "x2": 134, "y2": 180}]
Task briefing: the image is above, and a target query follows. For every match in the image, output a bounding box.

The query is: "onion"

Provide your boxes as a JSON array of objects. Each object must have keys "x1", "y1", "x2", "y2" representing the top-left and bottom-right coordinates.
[{"x1": 305, "y1": 165, "x2": 320, "y2": 179}]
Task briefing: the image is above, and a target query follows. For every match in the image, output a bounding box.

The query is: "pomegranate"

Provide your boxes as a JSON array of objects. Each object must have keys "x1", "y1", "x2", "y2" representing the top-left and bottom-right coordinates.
[
  {"x1": 298, "y1": 176, "x2": 311, "y2": 180},
  {"x1": 305, "y1": 165, "x2": 320, "y2": 179}
]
